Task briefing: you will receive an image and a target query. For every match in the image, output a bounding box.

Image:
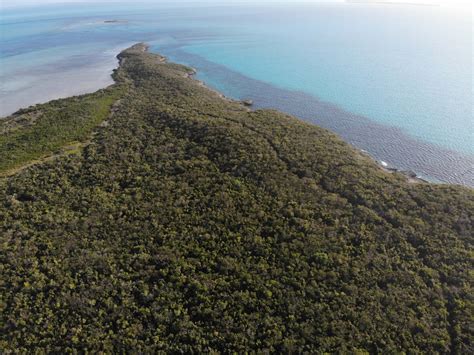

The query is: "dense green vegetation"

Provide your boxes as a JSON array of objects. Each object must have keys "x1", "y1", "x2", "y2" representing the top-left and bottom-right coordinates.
[
  {"x1": 1, "y1": 44, "x2": 473, "y2": 353},
  {"x1": 0, "y1": 86, "x2": 123, "y2": 174}
]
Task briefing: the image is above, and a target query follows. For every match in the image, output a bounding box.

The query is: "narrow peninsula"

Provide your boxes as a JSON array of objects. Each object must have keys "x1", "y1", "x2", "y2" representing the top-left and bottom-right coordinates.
[{"x1": 1, "y1": 44, "x2": 472, "y2": 353}]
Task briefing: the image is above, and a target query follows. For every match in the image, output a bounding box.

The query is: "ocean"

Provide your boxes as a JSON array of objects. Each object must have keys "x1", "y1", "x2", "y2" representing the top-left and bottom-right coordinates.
[{"x1": 1, "y1": 2, "x2": 472, "y2": 186}]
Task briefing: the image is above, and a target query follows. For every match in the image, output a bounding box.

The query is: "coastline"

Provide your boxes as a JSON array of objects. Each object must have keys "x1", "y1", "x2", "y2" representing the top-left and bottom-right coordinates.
[
  {"x1": 178, "y1": 62, "x2": 250, "y2": 108},
  {"x1": 140, "y1": 45, "x2": 449, "y2": 187},
  {"x1": 162, "y1": 49, "x2": 473, "y2": 188},
  {"x1": 184, "y1": 74, "x2": 429, "y2": 185},
  {"x1": 153, "y1": 50, "x2": 449, "y2": 187}
]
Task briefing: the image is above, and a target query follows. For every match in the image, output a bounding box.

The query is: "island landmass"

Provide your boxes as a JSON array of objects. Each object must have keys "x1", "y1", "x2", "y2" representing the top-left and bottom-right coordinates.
[{"x1": 0, "y1": 43, "x2": 472, "y2": 353}]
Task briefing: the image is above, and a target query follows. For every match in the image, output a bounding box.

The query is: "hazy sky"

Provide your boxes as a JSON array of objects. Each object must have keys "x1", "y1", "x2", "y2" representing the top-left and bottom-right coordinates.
[{"x1": 1, "y1": 0, "x2": 471, "y2": 8}]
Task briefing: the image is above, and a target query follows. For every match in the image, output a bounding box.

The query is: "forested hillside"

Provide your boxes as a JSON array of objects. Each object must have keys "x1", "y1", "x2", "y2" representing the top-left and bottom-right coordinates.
[{"x1": 1, "y1": 44, "x2": 472, "y2": 353}]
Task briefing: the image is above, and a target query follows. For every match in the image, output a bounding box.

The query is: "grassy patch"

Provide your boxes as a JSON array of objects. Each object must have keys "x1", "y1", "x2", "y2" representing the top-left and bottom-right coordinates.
[{"x1": 0, "y1": 85, "x2": 124, "y2": 173}]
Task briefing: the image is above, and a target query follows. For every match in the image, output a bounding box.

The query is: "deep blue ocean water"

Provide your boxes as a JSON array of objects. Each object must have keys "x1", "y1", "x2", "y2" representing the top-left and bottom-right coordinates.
[{"x1": 1, "y1": 2, "x2": 472, "y2": 186}]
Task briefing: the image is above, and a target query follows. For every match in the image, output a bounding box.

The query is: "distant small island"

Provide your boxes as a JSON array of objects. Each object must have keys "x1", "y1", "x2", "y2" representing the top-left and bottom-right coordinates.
[
  {"x1": 0, "y1": 43, "x2": 472, "y2": 353},
  {"x1": 103, "y1": 19, "x2": 128, "y2": 24}
]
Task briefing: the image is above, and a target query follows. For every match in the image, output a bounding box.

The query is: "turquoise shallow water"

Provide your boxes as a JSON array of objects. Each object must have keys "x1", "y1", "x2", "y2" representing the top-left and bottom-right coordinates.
[{"x1": 0, "y1": 2, "x2": 472, "y2": 185}]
